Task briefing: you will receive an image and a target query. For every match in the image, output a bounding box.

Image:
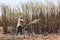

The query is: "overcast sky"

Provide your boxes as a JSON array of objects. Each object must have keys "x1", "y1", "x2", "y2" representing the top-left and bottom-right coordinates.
[
  {"x1": 0, "y1": 0, "x2": 59, "y2": 16},
  {"x1": 0, "y1": 0, "x2": 30, "y2": 16}
]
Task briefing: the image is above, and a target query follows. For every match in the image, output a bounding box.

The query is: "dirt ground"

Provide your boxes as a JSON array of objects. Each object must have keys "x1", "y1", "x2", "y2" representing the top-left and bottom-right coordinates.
[
  {"x1": 0, "y1": 27, "x2": 60, "y2": 40},
  {"x1": 0, "y1": 34, "x2": 60, "y2": 40}
]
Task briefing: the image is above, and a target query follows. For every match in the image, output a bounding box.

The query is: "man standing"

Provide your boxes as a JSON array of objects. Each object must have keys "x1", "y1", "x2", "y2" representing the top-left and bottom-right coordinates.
[{"x1": 16, "y1": 16, "x2": 24, "y2": 35}]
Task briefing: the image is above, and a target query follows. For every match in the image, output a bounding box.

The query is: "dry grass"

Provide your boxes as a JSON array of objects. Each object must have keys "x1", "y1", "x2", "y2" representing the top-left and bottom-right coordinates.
[
  {"x1": 0, "y1": 27, "x2": 60, "y2": 40},
  {"x1": 0, "y1": 34, "x2": 60, "y2": 40}
]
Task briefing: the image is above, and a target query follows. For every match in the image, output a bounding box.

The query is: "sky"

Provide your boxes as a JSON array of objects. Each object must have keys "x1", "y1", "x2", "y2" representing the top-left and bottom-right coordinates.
[
  {"x1": 0, "y1": 0, "x2": 59, "y2": 16},
  {"x1": 0, "y1": 0, "x2": 30, "y2": 16},
  {"x1": 0, "y1": 0, "x2": 30, "y2": 7},
  {"x1": 0, "y1": 0, "x2": 58, "y2": 8}
]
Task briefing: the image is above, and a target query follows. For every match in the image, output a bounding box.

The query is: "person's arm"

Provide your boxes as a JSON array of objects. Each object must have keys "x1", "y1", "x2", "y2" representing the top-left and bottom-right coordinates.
[
  {"x1": 17, "y1": 18, "x2": 20, "y2": 27},
  {"x1": 22, "y1": 19, "x2": 26, "y2": 28}
]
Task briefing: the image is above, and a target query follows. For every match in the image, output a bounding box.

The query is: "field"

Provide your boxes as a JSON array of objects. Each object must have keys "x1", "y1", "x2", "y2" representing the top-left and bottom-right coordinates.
[
  {"x1": 0, "y1": 34, "x2": 60, "y2": 40},
  {"x1": 0, "y1": 27, "x2": 60, "y2": 40},
  {"x1": 0, "y1": 0, "x2": 60, "y2": 40}
]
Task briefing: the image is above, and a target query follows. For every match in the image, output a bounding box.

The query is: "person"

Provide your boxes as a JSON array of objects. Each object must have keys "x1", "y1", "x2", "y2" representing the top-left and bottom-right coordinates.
[{"x1": 16, "y1": 16, "x2": 24, "y2": 35}]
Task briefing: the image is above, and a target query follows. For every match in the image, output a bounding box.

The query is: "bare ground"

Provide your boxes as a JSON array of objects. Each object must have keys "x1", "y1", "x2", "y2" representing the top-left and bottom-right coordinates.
[
  {"x1": 0, "y1": 33, "x2": 60, "y2": 40},
  {"x1": 0, "y1": 27, "x2": 60, "y2": 40}
]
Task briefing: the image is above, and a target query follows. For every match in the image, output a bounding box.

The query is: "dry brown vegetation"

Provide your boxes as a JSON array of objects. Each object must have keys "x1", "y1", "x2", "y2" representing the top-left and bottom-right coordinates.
[
  {"x1": 0, "y1": 0, "x2": 60, "y2": 40},
  {"x1": 0, "y1": 0, "x2": 60, "y2": 34},
  {"x1": 0, "y1": 34, "x2": 60, "y2": 40}
]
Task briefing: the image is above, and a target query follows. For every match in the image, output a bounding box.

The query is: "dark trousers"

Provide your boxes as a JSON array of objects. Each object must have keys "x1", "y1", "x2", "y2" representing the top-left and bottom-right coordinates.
[{"x1": 16, "y1": 26, "x2": 22, "y2": 35}]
